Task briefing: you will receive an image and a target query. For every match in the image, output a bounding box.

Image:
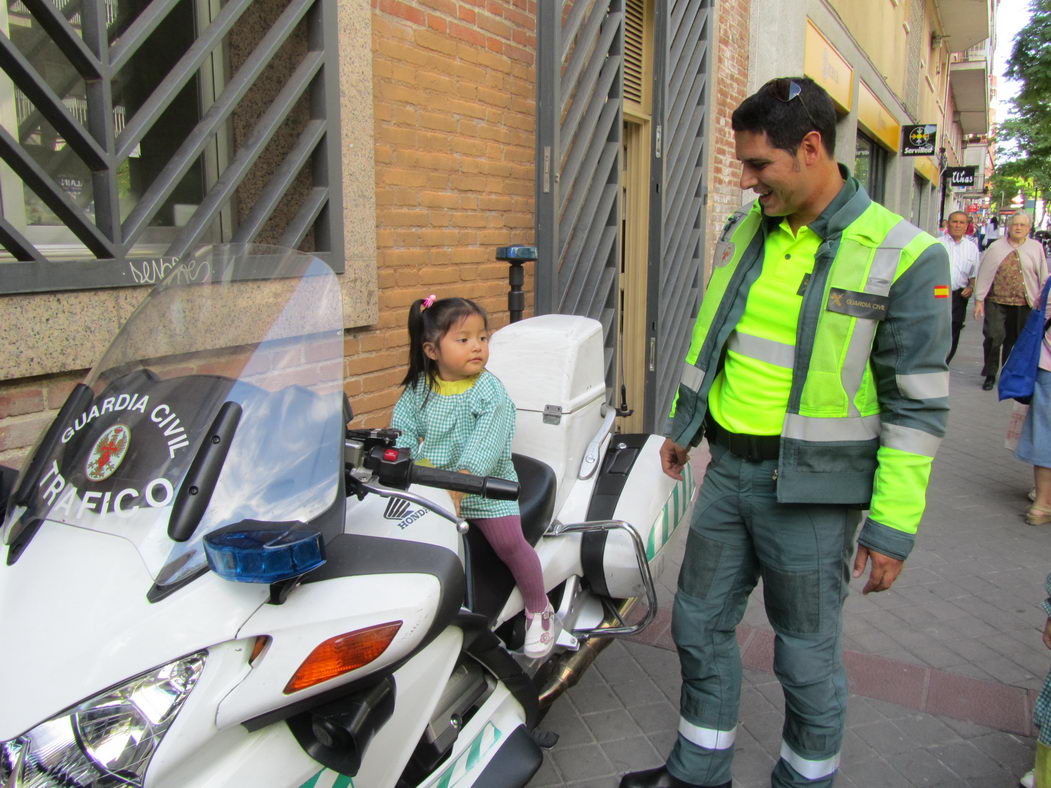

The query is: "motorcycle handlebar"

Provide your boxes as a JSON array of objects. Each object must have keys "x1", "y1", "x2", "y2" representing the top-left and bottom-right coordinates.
[{"x1": 409, "y1": 465, "x2": 519, "y2": 501}]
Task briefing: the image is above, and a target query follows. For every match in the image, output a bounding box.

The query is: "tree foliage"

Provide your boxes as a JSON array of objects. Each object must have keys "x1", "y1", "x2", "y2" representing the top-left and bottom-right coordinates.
[{"x1": 995, "y1": 0, "x2": 1051, "y2": 225}]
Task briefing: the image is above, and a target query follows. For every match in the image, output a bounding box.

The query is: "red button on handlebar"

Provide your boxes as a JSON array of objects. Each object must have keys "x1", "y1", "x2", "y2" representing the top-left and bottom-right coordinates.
[{"x1": 383, "y1": 449, "x2": 399, "y2": 461}]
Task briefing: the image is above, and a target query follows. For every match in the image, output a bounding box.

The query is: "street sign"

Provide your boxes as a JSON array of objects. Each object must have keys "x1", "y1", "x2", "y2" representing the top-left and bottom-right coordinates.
[
  {"x1": 902, "y1": 124, "x2": 937, "y2": 156},
  {"x1": 944, "y1": 166, "x2": 976, "y2": 188}
]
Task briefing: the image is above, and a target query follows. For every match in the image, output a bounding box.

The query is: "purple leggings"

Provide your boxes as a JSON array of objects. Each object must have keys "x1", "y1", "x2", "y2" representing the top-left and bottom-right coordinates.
[{"x1": 471, "y1": 515, "x2": 547, "y2": 614}]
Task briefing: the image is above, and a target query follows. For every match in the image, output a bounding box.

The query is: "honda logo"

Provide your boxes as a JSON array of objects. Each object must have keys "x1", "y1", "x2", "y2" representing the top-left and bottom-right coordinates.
[{"x1": 384, "y1": 497, "x2": 412, "y2": 520}]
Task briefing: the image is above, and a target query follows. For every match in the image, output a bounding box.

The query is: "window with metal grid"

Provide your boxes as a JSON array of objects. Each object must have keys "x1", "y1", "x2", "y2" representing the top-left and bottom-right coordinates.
[{"x1": 0, "y1": 0, "x2": 344, "y2": 294}]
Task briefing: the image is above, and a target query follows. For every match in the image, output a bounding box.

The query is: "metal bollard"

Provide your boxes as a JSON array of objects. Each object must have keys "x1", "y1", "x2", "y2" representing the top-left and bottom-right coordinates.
[{"x1": 495, "y1": 245, "x2": 537, "y2": 324}]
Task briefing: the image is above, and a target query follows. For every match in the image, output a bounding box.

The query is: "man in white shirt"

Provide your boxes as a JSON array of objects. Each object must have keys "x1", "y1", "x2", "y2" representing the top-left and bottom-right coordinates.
[{"x1": 941, "y1": 210, "x2": 980, "y2": 362}]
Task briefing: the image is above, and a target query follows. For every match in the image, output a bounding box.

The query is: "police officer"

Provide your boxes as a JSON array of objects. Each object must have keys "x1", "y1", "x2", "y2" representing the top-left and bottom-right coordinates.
[{"x1": 620, "y1": 78, "x2": 950, "y2": 788}]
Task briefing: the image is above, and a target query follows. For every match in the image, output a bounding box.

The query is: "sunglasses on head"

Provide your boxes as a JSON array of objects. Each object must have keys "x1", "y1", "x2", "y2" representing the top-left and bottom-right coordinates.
[{"x1": 769, "y1": 78, "x2": 819, "y2": 130}]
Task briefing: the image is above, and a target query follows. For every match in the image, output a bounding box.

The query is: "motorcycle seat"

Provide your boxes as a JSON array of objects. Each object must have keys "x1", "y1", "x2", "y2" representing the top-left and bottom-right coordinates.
[
  {"x1": 511, "y1": 453, "x2": 556, "y2": 546},
  {"x1": 465, "y1": 454, "x2": 556, "y2": 623}
]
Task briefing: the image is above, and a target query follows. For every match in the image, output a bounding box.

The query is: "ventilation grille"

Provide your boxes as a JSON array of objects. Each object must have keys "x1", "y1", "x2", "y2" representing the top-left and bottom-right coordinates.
[{"x1": 624, "y1": 0, "x2": 645, "y2": 105}]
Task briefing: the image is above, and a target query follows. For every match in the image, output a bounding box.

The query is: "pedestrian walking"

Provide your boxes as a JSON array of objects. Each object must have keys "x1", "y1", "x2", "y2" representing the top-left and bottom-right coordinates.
[
  {"x1": 975, "y1": 212, "x2": 1049, "y2": 390},
  {"x1": 618, "y1": 76, "x2": 950, "y2": 788},
  {"x1": 941, "y1": 211, "x2": 980, "y2": 363},
  {"x1": 984, "y1": 216, "x2": 1001, "y2": 251}
]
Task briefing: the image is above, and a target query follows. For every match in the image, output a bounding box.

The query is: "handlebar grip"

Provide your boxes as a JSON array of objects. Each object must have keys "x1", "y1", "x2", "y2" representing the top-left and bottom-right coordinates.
[{"x1": 408, "y1": 465, "x2": 519, "y2": 501}]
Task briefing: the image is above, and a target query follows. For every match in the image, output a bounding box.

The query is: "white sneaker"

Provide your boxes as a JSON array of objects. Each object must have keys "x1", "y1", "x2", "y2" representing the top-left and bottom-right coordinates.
[
  {"x1": 1019, "y1": 768, "x2": 1035, "y2": 788},
  {"x1": 523, "y1": 603, "x2": 555, "y2": 659}
]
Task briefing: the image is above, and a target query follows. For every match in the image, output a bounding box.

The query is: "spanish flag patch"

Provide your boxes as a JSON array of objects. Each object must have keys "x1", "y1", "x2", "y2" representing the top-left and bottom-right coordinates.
[{"x1": 933, "y1": 285, "x2": 950, "y2": 299}]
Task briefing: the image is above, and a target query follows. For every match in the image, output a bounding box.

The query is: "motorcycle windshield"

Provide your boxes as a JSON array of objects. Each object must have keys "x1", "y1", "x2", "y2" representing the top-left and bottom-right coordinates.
[{"x1": 4, "y1": 245, "x2": 345, "y2": 587}]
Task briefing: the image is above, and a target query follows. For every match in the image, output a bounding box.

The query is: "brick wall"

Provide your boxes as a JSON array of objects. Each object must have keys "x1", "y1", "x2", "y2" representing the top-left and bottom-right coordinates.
[
  {"x1": 704, "y1": 0, "x2": 751, "y2": 273},
  {"x1": 0, "y1": 374, "x2": 80, "y2": 467},
  {"x1": 350, "y1": 0, "x2": 538, "y2": 428}
]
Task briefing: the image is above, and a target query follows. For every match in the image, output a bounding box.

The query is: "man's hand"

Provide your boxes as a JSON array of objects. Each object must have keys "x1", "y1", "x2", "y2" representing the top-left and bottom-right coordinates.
[
  {"x1": 852, "y1": 544, "x2": 904, "y2": 594},
  {"x1": 1043, "y1": 617, "x2": 1051, "y2": 651},
  {"x1": 973, "y1": 300, "x2": 985, "y2": 319},
  {"x1": 961, "y1": 286, "x2": 973, "y2": 298},
  {"x1": 660, "y1": 438, "x2": 690, "y2": 480}
]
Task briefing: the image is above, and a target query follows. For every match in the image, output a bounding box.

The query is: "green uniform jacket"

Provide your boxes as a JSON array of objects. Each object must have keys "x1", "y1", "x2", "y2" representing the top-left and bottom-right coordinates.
[{"x1": 666, "y1": 174, "x2": 950, "y2": 560}]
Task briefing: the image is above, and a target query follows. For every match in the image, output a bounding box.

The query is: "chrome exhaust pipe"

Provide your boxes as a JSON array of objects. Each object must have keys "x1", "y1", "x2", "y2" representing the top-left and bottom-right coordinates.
[{"x1": 537, "y1": 597, "x2": 640, "y2": 708}]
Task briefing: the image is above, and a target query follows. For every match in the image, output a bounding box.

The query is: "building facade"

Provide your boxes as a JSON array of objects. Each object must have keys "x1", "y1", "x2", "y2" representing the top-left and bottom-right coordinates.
[
  {"x1": 747, "y1": 0, "x2": 993, "y2": 234},
  {"x1": 0, "y1": 0, "x2": 755, "y2": 467}
]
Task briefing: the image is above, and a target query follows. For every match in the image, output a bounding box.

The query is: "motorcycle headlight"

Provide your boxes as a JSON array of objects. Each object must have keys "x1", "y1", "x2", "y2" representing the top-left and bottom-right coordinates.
[{"x1": 0, "y1": 651, "x2": 206, "y2": 787}]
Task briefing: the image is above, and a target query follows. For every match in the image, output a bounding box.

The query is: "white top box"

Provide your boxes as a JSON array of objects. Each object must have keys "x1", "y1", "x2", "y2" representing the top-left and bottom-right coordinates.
[{"x1": 488, "y1": 314, "x2": 606, "y2": 414}]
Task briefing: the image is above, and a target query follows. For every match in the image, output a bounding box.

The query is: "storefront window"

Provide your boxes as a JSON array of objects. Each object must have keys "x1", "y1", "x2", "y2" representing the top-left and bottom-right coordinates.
[{"x1": 854, "y1": 131, "x2": 886, "y2": 203}]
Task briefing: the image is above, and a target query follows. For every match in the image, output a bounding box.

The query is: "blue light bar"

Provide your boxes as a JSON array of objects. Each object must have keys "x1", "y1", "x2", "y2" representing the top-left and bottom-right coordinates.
[{"x1": 204, "y1": 521, "x2": 325, "y2": 584}]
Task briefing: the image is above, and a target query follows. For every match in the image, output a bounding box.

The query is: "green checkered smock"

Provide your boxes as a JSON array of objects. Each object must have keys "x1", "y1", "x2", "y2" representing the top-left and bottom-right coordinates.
[
  {"x1": 391, "y1": 370, "x2": 519, "y2": 519},
  {"x1": 1036, "y1": 572, "x2": 1051, "y2": 746}
]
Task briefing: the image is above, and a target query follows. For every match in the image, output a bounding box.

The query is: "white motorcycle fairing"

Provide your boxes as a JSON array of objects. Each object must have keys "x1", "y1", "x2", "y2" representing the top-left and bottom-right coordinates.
[{"x1": 0, "y1": 246, "x2": 695, "y2": 788}]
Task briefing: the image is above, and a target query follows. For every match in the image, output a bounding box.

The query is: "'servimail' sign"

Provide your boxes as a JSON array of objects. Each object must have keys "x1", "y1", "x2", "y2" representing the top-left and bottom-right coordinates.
[
  {"x1": 944, "y1": 166, "x2": 977, "y2": 188},
  {"x1": 902, "y1": 124, "x2": 937, "y2": 156}
]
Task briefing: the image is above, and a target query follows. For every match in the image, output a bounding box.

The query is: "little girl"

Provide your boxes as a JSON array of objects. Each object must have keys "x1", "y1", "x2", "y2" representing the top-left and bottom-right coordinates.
[{"x1": 391, "y1": 295, "x2": 554, "y2": 658}]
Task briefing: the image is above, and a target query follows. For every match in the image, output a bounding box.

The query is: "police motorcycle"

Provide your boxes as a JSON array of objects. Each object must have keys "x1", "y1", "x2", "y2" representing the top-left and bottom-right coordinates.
[{"x1": 0, "y1": 245, "x2": 695, "y2": 788}]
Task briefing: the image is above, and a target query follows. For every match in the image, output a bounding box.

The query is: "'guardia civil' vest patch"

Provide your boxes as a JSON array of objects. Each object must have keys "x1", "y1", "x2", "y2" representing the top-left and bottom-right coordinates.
[{"x1": 826, "y1": 288, "x2": 889, "y2": 320}]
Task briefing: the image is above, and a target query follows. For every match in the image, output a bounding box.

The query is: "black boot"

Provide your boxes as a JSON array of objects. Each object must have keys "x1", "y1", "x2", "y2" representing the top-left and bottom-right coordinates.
[
  {"x1": 618, "y1": 765, "x2": 730, "y2": 788},
  {"x1": 982, "y1": 375, "x2": 995, "y2": 390}
]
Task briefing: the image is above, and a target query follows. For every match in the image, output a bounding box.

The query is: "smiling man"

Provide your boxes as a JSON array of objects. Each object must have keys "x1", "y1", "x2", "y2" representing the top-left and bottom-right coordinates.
[{"x1": 619, "y1": 78, "x2": 951, "y2": 788}]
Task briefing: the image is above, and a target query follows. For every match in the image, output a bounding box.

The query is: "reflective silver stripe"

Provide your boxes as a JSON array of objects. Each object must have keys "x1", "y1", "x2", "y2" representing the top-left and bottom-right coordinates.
[
  {"x1": 896, "y1": 371, "x2": 950, "y2": 400},
  {"x1": 864, "y1": 219, "x2": 922, "y2": 295},
  {"x1": 681, "y1": 363, "x2": 705, "y2": 393},
  {"x1": 881, "y1": 422, "x2": 942, "y2": 457},
  {"x1": 779, "y1": 741, "x2": 839, "y2": 781},
  {"x1": 783, "y1": 413, "x2": 881, "y2": 442},
  {"x1": 727, "y1": 331, "x2": 795, "y2": 368},
  {"x1": 678, "y1": 718, "x2": 736, "y2": 750},
  {"x1": 839, "y1": 319, "x2": 878, "y2": 418},
  {"x1": 840, "y1": 219, "x2": 923, "y2": 416}
]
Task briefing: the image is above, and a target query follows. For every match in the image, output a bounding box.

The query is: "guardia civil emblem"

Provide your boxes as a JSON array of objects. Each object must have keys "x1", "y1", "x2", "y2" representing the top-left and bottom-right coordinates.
[{"x1": 86, "y1": 424, "x2": 130, "y2": 482}]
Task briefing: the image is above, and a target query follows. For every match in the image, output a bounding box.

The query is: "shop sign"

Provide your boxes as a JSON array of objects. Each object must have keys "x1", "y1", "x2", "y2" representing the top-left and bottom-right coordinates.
[
  {"x1": 944, "y1": 166, "x2": 976, "y2": 187},
  {"x1": 902, "y1": 124, "x2": 937, "y2": 156}
]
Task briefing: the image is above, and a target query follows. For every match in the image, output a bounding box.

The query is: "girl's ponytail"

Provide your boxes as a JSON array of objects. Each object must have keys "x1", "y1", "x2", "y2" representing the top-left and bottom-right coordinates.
[{"x1": 402, "y1": 298, "x2": 429, "y2": 389}]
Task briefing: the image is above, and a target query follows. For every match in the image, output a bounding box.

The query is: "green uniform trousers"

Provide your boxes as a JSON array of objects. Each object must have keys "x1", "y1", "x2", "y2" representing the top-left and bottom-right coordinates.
[{"x1": 667, "y1": 444, "x2": 861, "y2": 787}]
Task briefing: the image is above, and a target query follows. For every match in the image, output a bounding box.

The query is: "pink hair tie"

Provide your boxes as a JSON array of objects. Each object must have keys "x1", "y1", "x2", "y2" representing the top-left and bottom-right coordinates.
[{"x1": 421, "y1": 294, "x2": 437, "y2": 309}]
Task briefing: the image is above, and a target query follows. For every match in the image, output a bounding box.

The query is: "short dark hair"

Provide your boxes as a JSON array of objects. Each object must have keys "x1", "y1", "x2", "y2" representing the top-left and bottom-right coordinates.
[
  {"x1": 731, "y1": 77, "x2": 837, "y2": 156},
  {"x1": 947, "y1": 211, "x2": 968, "y2": 222}
]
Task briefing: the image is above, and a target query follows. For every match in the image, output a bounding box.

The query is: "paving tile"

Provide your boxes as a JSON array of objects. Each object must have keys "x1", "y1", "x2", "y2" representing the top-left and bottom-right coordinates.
[
  {"x1": 609, "y1": 674, "x2": 667, "y2": 708},
  {"x1": 568, "y1": 682, "x2": 625, "y2": 715},
  {"x1": 581, "y1": 708, "x2": 643, "y2": 742},
  {"x1": 887, "y1": 747, "x2": 967, "y2": 786},
  {"x1": 645, "y1": 728, "x2": 677, "y2": 756},
  {"x1": 851, "y1": 717, "x2": 916, "y2": 755},
  {"x1": 527, "y1": 755, "x2": 564, "y2": 787},
  {"x1": 840, "y1": 757, "x2": 912, "y2": 787},
  {"x1": 926, "y1": 670, "x2": 1030, "y2": 734},
  {"x1": 599, "y1": 734, "x2": 662, "y2": 773},
  {"x1": 838, "y1": 728, "x2": 878, "y2": 768},
  {"x1": 889, "y1": 713, "x2": 961, "y2": 748},
  {"x1": 925, "y1": 740, "x2": 1002, "y2": 778},
  {"x1": 550, "y1": 743, "x2": 615, "y2": 782},
  {"x1": 542, "y1": 696, "x2": 596, "y2": 747}
]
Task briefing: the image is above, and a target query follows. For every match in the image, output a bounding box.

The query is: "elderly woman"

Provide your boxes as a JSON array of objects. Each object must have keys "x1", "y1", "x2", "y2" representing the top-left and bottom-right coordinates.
[{"x1": 974, "y1": 212, "x2": 1050, "y2": 390}]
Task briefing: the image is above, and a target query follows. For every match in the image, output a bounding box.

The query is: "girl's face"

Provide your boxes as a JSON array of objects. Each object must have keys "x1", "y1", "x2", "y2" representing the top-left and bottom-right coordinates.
[{"x1": 424, "y1": 313, "x2": 489, "y2": 381}]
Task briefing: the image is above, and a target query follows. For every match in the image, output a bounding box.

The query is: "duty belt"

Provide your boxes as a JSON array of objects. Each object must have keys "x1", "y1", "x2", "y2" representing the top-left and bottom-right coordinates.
[{"x1": 705, "y1": 415, "x2": 780, "y2": 462}]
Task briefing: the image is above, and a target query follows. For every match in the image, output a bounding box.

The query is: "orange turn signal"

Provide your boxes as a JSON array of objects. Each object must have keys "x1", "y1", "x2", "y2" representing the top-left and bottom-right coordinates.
[{"x1": 283, "y1": 621, "x2": 403, "y2": 694}]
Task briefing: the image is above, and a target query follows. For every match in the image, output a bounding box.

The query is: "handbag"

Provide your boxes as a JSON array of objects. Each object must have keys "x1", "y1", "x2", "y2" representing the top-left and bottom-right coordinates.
[{"x1": 998, "y1": 275, "x2": 1051, "y2": 404}]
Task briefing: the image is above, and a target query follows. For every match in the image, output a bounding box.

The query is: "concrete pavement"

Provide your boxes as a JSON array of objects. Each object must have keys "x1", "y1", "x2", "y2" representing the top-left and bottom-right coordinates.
[{"x1": 529, "y1": 316, "x2": 1048, "y2": 787}]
